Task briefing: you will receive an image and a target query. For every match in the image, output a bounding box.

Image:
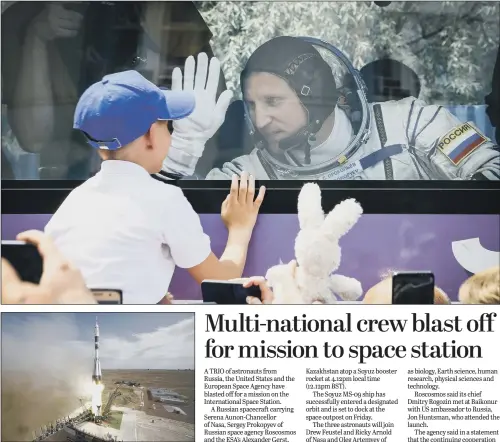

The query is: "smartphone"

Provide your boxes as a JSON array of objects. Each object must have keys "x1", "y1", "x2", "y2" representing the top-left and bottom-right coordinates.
[
  {"x1": 392, "y1": 271, "x2": 435, "y2": 305},
  {"x1": 91, "y1": 289, "x2": 123, "y2": 304},
  {"x1": 1, "y1": 240, "x2": 43, "y2": 284},
  {"x1": 201, "y1": 280, "x2": 262, "y2": 304}
]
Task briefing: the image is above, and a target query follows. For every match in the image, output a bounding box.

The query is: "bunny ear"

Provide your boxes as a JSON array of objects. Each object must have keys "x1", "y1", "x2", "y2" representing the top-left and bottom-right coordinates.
[
  {"x1": 298, "y1": 183, "x2": 324, "y2": 230},
  {"x1": 322, "y1": 198, "x2": 363, "y2": 239}
]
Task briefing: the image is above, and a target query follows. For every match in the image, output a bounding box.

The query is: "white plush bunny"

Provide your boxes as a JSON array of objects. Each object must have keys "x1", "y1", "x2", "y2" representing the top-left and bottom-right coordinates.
[{"x1": 266, "y1": 183, "x2": 363, "y2": 304}]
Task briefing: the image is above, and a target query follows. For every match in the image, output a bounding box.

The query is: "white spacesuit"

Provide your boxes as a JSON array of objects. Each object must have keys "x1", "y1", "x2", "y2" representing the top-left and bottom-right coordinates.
[{"x1": 159, "y1": 37, "x2": 500, "y2": 181}]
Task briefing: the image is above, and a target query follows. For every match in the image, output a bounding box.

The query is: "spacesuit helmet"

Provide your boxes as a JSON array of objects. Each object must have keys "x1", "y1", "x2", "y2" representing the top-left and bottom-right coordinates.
[
  {"x1": 241, "y1": 36, "x2": 339, "y2": 154},
  {"x1": 240, "y1": 36, "x2": 370, "y2": 175}
]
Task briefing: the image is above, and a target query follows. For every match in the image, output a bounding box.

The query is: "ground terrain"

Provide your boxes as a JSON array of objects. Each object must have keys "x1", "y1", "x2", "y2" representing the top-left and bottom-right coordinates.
[{"x1": 101, "y1": 369, "x2": 195, "y2": 425}]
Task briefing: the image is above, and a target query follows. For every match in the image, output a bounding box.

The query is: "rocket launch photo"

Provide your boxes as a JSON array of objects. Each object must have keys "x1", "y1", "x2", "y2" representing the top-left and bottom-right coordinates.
[{"x1": 2, "y1": 312, "x2": 195, "y2": 442}]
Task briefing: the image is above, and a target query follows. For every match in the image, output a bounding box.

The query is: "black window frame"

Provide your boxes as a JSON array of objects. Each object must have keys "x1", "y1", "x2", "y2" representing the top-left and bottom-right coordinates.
[{"x1": 2, "y1": 180, "x2": 499, "y2": 215}]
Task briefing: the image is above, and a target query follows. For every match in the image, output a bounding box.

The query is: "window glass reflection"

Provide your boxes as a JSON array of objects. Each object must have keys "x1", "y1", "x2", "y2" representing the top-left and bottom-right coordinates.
[{"x1": 1, "y1": 1, "x2": 221, "y2": 179}]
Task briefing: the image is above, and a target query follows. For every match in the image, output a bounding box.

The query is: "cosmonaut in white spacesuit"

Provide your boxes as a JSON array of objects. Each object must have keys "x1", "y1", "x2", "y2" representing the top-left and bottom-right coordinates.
[{"x1": 158, "y1": 36, "x2": 500, "y2": 181}]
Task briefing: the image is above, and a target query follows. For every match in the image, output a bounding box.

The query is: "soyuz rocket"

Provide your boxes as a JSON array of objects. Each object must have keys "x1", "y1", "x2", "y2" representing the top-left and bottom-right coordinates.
[{"x1": 92, "y1": 317, "x2": 102, "y2": 383}]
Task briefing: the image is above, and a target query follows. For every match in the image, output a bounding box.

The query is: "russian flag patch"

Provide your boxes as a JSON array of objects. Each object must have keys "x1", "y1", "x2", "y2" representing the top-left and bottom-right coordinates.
[{"x1": 437, "y1": 122, "x2": 486, "y2": 165}]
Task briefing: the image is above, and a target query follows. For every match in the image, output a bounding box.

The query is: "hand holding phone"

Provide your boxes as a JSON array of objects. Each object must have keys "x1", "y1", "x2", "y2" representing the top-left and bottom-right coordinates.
[
  {"x1": 201, "y1": 280, "x2": 262, "y2": 304},
  {"x1": 392, "y1": 271, "x2": 435, "y2": 305},
  {"x1": 1, "y1": 240, "x2": 43, "y2": 284},
  {"x1": 2, "y1": 231, "x2": 95, "y2": 304}
]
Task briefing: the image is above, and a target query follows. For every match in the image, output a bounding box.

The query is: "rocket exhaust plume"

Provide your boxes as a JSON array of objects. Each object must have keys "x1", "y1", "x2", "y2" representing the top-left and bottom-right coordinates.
[{"x1": 91, "y1": 317, "x2": 104, "y2": 416}]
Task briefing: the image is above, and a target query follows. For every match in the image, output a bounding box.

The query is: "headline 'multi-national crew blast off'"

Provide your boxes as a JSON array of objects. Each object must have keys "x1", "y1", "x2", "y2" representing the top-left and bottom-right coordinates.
[{"x1": 91, "y1": 317, "x2": 103, "y2": 418}]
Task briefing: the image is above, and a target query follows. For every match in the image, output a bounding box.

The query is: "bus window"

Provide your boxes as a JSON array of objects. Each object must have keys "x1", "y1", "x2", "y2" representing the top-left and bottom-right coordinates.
[
  {"x1": 1, "y1": 1, "x2": 225, "y2": 180},
  {"x1": 2, "y1": 1, "x2": 498, "y2": 182}
]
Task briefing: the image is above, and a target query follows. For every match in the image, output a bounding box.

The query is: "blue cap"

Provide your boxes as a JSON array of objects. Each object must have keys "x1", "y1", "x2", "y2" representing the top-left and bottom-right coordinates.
[{"x1": 73, "y1": 70, "x2": 195, "y2": 150}]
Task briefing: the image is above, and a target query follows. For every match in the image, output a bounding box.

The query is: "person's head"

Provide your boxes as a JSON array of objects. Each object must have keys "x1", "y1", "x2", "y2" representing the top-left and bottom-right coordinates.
[
  {"x1": 360, "y1": 58, "x2": 421, "y2": 102},
  {"x1": 241, "y1": 36, "x2": 338, "y2": 149},
  {"x1": 74, "y1": 70, "x2": 195, "y2": 173},
  {"x1": 363, "y1": 275, "x2": 451, "y2": 305},
  {"x1": 458, "y1": 266, "x2": 500, "y2": 304}
]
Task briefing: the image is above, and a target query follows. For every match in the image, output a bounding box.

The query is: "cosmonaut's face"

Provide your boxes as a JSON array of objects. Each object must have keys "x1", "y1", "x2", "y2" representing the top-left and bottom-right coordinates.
[{"x1": 244, "y1": 72, "x2": 308, "y2": 145}]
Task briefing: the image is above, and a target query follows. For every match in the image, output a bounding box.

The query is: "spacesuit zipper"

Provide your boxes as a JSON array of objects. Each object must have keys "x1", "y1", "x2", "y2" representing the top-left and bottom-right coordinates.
[{"x1": 373, "y1": 104, "x2": 394, "y2": 180}]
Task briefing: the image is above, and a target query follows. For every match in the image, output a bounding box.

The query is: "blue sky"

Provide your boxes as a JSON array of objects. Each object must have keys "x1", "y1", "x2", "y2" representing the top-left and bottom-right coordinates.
[{"x1": 1, "y1": 313, "x2": 195, "y2": 370}]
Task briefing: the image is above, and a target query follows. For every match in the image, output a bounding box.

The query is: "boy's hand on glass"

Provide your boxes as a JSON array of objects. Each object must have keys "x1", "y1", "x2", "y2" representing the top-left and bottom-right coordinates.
[{"x1": 221, "y1": 172, "x2": 265, "y2": 234}]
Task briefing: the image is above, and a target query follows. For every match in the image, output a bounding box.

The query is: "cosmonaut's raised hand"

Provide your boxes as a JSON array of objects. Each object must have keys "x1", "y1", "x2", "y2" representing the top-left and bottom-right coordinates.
[{"x1": 162, "y1": 53, "x2": 233, "y2": 176}]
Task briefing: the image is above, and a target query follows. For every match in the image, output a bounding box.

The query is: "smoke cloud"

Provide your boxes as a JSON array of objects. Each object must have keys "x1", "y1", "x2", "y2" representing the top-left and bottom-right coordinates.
[
  {"x1": 1, "y1": 314, "x2": 95, "y2": 441},
  {"x1": 100, "y1": 316, "x2": 195, "y2": 370}
]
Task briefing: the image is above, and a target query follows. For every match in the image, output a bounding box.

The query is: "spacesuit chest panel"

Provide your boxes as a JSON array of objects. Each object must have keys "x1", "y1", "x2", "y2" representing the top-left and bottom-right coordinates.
[
  {"x1": 313, "y1": 142, "x2": 419, "y2": 180},
  {"x1": 355, "y1": 103, "x2": 424, "y2": 180},
  {"x1": 314, "y1": 143, "x2": 401, "y2": 180},
  {"x1": 356, "y1": 136, "x2": 421, "y2": 180},
  {"x1": 314, "y1": 104, "x2": 422, "y2": 180}
]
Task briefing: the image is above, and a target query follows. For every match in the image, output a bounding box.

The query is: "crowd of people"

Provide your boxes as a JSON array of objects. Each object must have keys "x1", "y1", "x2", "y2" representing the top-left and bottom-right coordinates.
[{"x1": 2, "y1": 229, "x2": 498, "y2": 305}]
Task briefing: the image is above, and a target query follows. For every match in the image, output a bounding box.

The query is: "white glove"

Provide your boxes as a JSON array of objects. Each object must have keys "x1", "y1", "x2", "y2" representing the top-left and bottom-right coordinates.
[{"x1": 162, "y1": 52, "x2": 233, "y2": 176}]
